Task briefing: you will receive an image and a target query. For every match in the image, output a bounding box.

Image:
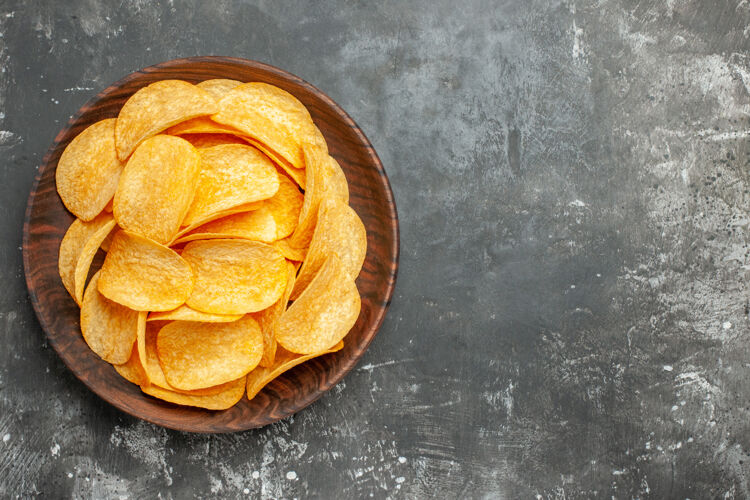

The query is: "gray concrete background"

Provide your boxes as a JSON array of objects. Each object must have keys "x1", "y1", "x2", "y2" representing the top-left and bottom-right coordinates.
[{"x1": 1, "y1": 0, "x2": 749, "y2": 498}]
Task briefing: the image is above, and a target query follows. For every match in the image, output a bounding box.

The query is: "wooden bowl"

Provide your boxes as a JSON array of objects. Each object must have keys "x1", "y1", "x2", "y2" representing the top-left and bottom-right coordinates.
[{"x1": 22, "y1": 57, "x2": 399, "y2": 432}]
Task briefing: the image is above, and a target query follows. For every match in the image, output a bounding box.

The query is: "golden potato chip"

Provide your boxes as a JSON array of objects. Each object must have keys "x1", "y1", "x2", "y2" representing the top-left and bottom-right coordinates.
[
  {"x1": 104, "y1": 199, "x2": 114, "y2": 213},
  {"x1": 243, "y1": 136, "x2": 306, "y2": 189},
  {"x1": 113, "y1": 135, "x2": 201, "y2": 244},
  {"x1": 73, "y1": 217, "x2": 117, "y2": 305},
  {"x1": 114, "y1": 340, "x2": 148, "y2": 386},
  {"x1": 197, "y1": 78, "x2": 242, "y2": 99},
  {"x1": 179, "y1": 133, "x2": 248, "y2": 149},
  {"x1": 291, "y1": 199, "x2": 366, "y2": 300},
  {"x1": 288, "y1": 143, "x2": 350, "y2": 249},
  {"x1": 276, "y1": 255, "x2": 361, "y2": 354},
  {"x1": 174, "y1": 206, "x2": 277, "y2": 245},
  {"x1": 98, "y1": 230, "x2": 194, "y2": 311},
  {"x1": 255, "y1": 261, "x2": 297, "y2": 368},
  {"x1": 80, "y1": 271, "x2": 140, "y2": 364},
  {"x1": 166, "y1": 116, "x2": 244, "y2": 136},
  {"x1": 273, "y1": 238, "x2": 308, "y2": 262},
  {"x1": 247, "y1": 342, "x2": 343, "y2": 400},
  {"x1": 100, "y1": 229, "x2": 115, "y2": 252},
  {"x1": 266, "y1": 172, "x2": 304, "y2": 240},
  {"x1": 141, "y1": 376, "x2": 245, "y2": 410},
  {"x1": 115, "y1": 80, "x2": 217, "y2": 160},
  {"x1": 148, "y1": 304, "x2": 242, "y2": 323},
  {"x1": 182, "y1": 144, "x2": 280, "y2": 227},
  {"x1": 156, "y1": 315, "x2": 263, "y2": 390},
  {"x1": 182, "y1": 239, "x2": 286, "y2": 315},
  {"x1": 170, "y1": 201, "x2": 263, "y2": 244},
  {"x1": 212, "y1": 82, "x2": 325, "y2": 170},
  {"x1": 57, "y1": 119, "x2": 125, "y2": 221},
  {"x1": 58, "y1": 213, "x2": 115, "y2": 305}
]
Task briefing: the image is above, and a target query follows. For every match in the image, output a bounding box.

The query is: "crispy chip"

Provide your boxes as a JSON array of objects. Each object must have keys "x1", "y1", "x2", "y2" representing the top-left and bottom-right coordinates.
[
  {"x1": 80, "y1": 271, "x2": 140, "y2": 364},
  {"x1": 276, "y1": 255, "x2": 361, "y2": 354},
  {"x1": 288, "y1": 143, "x2": 350, "y2": 249},
  {"x1": 58, "y1": 213, "x2": 115, "y2": 305},
  {"x1": 291, "y1": 199, "x2": 366, "y2": 300},
  {"x1": 148, "y1": 304, "x2": 243, "y2": 323},
  {"x1": 170, "y1": 201, "x2": 263, "y2": 244},
  {"x1": 113, "y1": 135, "x2": 201, "y2": 244},
  {"x1": 243, "y1": 136, "x2": 306, "y2": 189},
  {"x1": 114, "y1": 340, "x2": 148, "y2": 386},
  {"x1": 57, "y1": 119, "x2": 125, "y2": 221},
  {"x1": 255, "y1": 261, "x2": 297, "y2": 368},
  {"x1": 104, "y1": 199, "x2": 114, "y2": 213},
  {"x1": 182, "y1": 144, "x2": 280, "y2": 227},
  {"x1": 98, "y1": 230, "x2": 194, "y2": 311},
  {"x1": 156, "y1": 315, "x2": 263, "y2": 390},
  {"x1": 166, "y1": 116, "x2": 244, "y2": 136},
  {"x1": 273, "y1": 238, "x2": 308, "y2": 262},
  {"x1": 182, "y1": 239, "x2": 287, "y2": 315},
  {"x1": 247, "y1": 342, "x2": 343, "y2": 400},
  {"x1": 73, "y1": 217, "x2": 117, "y2": 305},
  {"x1": 174, "y1": 206, "x2": 277, "y2": 245},
  {"x1": 212, "y1": 82, "x2": 325, "y2": 170},
  {"x1": 141, "y1": 376, "x2": 246, "y2": 410},
  {"x1": 197, "y1": 78, "x2": 242, "y2": 99},
  {"x1": 266, "y1": 172, "x2": 304, "y2": 240},
  {"x1": 115, "y1": 80, "x2": 217, "y2": 160},
  {"x1": 179, "y1": 133, "x2": 248, "y2": 149}
]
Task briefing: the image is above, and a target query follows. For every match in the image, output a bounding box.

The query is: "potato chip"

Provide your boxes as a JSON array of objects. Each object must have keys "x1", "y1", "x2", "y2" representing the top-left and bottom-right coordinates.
[
  {"x1": 179, "y1": 133, "x2": 248, "y2": 149},
  {"x1": 98, "y1": 230, "x2": 194, "y2": 311},
  {"x1": 243, "y1": 136, "x2": 306, "y2": 189},
  {"x1": 80, "y1": 271, "x2": 140, "y2": 364},
  {"x1": 212, "y1": 82, "x2": 325, "y2": 170},
  {"x1": 141, "y1": 376, "x2": 245, "y2": 410},
  {"x1": 115, "y1": 80, "x2": 217, "y2": 160},
  {"x1": 104, "y1": 199, "x2": 114, "y2": 213},
  {"x1": 266, "y1": 172, "x2": 304, "y2": 240},
  {"x1": 247, "y1": 342, "x2": 343, "y2": 400},
  {"x1": 255, "y1": 261, "x2": 297, "y2": 368},
  {"x1": 291, "y1": 199, "x2": 366, "y2": 300},
  {"x1": 276, "y1": 255, "x2": 361, "y2": 354},
  {"x1": 166, "y1": 116, "x2": 244, "y2": 136},
  {"x1": 73, "y1": 217, "x2": 117, "y2": 305},
  {"x1": 157, "y1": 315, "x2": 263, "y2": 390},
  {"x1": 58, "y1": 213, "x2": 115, "y2": 305},
  {"x1": 114, "y1": 340, "x2": 148, "y2": 386},
  {"x1": 170, "y1": 201, "x2": 263, "y2": 244},
  {"x1": 57, "y1": 119, "x2": 125, "y2": 221},
  {"x1": 113, "y1": 135, "x2": 201, "y2": 244},
  {"x1": 174, "y1": 206, "x2": 277, "y2": 245},
  {"x1": 148, "y1": 304, "x2": 243, "y2": 323},
  {"x1": 182, "y1": 239, "x2": 287, "y2": 315},
  {"x1": 273, "y1": 238, "x2": 308, "y2": 262},
  {"x1": 182, "y1": 144, "x2": 280, "y2": 227},
  {"x1": 197, "y1": 78, "x2": 242, "y2": 99}
]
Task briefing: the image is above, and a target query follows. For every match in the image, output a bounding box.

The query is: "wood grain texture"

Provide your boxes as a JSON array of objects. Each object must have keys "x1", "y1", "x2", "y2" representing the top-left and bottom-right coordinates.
[{"x1": 22, "y1": 57, "x2": 399, "y2": 433}]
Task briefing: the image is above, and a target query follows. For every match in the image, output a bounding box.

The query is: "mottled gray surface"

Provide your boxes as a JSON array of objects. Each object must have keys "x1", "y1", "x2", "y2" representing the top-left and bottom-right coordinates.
[{"x1": 1, "y1": 0, "x2": 750, "y2": 498}]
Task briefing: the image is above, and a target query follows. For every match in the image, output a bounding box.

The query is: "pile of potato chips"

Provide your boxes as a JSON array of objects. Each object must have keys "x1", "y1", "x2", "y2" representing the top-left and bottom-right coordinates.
[{"x1": 56, "y1": 79, "x2": 366, "y2": 410}]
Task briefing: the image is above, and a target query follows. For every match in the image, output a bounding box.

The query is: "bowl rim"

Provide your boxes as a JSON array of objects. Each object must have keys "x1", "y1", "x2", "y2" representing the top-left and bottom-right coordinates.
[{"x1": 22, "y1": 56, "x2": 400, "y2": 432}]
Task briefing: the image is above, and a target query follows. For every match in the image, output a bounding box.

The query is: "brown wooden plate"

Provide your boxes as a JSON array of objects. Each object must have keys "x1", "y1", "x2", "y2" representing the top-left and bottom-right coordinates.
[{"x1": 22, "y1": 57, "x2": 399, "y2": 432}]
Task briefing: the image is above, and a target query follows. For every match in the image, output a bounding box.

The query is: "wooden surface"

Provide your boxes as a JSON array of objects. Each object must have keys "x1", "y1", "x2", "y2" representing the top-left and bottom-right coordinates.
[{"x1": 22, "y1": 57, "x2": 399, "y2": 433}]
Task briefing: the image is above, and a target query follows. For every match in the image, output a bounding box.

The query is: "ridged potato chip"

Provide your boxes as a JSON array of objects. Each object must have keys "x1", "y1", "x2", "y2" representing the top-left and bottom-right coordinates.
[
  {"x1": 247, "y1": 342, "x2": 343, "y2": 400},
  {"x1": 255, "y1": 261, "x2": 297, "y2": 368},
  {"x1": 148, "y1": 304, "x2": 242, "y2": 323},
  {"x1": 80, "y1": 271, "x2": 140, "y2": 364},
  {"x1": 142, "y1": 376, "x2": 246, "y2": 410},
  {"x1": 276, "y1": 255, "x2": 361, "y2": 354},
  {"x1": 56, "y1": 119, "x2": 125, "y2": 221},
  {"x1": 291, "y1": 199, "x2": 366, "y2": 300},
  {"x1": 179, "y1": 133, "x2": 248, "y2": 149},
  {"x1": 156, "y1": 315, "x2": 263, "y2": 390},
  {"x1": 174, "y1": 206, "x2": 277, "y2": 245},
  {"x1": 212, "y1": 82, "x2": 325, "y2": 170},
  {"x1": 182, "y1": 144, "x2": 280, "y2": 227},
  {"x1": 73, "y1": 217, "x2": 117, "y2": 305},
  {"x1": 197, "y1": 78, "x2": 242, "y2": 99},
  {"x1": 182, "y1": 239, "x2": 286, "y2": 315},
  {"x1": 114, "y1": 340, "x2": 148, "y2": 386},
  {"x1": 115, "y1": 80, "x2": 217, "y2": 160},
  {"x1": 288, "y1": 143, "x2": 350, "y2": 249},
  {"x1": 273, "y1": 238, "x2": 308, "y2": 262},
  {"x1": 113, "y1": 135, "x2": 201, "y2": 244},
  {"x1": 58, "y1": 213, "x2": 115, "y2": 305},
  {"x1": 98, "y1": 230, "x2": 194, "y2": 311}
]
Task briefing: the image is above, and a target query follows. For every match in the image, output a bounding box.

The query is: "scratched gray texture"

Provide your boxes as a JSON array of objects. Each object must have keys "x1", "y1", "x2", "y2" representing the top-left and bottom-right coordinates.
[{"x1": 1, "y1": 0, "x2": 749, "y2": 498}]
